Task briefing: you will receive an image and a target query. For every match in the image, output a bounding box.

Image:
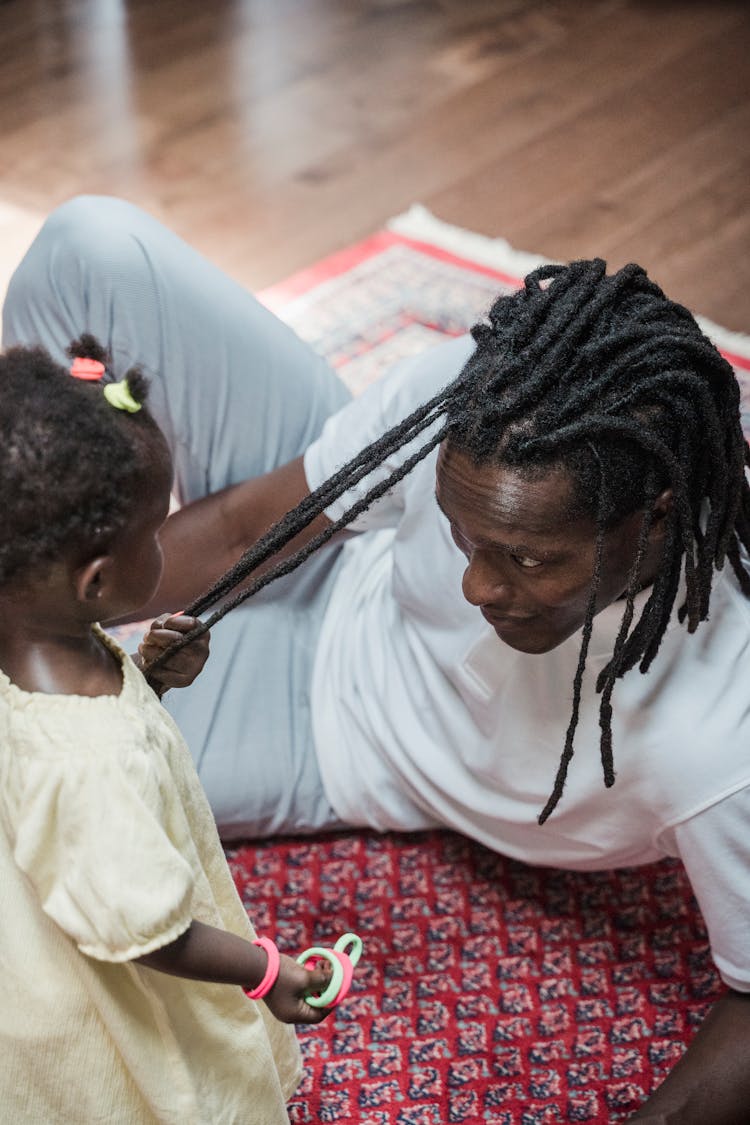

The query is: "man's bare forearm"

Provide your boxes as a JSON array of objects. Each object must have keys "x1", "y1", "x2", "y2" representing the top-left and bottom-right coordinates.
[
  {"x1": 629, "y1": 989, "x2": 750, "y2": 1123},
  {"x1": 118, "y1": 455, "x2": 333, "y2": 622}
]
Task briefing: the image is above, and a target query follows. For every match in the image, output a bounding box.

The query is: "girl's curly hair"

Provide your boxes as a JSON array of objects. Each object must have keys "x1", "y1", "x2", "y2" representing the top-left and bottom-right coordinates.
[{"x1": 0, "y1": 334, "x2": 168, "y2": 586}]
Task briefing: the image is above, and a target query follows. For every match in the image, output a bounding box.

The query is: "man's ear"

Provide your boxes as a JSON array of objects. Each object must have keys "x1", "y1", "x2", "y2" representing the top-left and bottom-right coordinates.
[
  {"x1": 649, "y1": 487, "x2": 674, "y2": 538},
  {"x1": 74, "y1": 556, "x2": 113, "y2": 604}
]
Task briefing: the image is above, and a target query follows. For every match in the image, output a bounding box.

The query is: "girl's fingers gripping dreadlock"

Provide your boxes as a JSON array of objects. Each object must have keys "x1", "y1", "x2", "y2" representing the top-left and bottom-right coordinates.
[{"x1": 138, "y1": 612, "x2": 210, "y2": 693}]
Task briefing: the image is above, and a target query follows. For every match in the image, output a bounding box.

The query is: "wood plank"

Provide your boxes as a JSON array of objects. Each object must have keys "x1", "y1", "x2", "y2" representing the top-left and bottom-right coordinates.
[
  {"x1": 168, "y1": 2, "x2": 739, "y2": 285},
  {"x1": 0, "y1": 0, "x2": 746, "y2": 329}
]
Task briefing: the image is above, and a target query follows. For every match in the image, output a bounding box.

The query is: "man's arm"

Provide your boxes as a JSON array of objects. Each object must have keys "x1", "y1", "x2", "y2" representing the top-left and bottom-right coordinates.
[
  {"x1": 629, "y1": 988, "x2": 750, "y2": 1123},
  {"x1": 132, "y1": 340, "x2": 457, "y2": 625},
  {"x1": 120, "y1": 455, "x2": 334, "y2": 622}
]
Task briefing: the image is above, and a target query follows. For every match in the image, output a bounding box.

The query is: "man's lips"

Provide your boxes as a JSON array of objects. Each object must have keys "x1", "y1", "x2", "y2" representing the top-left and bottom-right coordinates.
[{"x1": 481, "y1": 607, "x2": 536, "y2": 627}]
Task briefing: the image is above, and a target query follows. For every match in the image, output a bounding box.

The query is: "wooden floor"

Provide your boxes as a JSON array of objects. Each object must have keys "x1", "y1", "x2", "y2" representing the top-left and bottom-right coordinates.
[{"x1": 0, "y1": 0, "x2": 748, "y2": 329}]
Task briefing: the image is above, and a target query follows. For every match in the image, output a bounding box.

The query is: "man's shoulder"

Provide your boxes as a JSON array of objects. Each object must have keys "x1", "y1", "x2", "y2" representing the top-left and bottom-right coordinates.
[{"x1": 379, "y1": 333, "x2": 476, "y2": 412}]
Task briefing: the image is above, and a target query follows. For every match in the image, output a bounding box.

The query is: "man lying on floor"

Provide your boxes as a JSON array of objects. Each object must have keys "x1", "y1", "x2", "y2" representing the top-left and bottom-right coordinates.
[{"x1": 5, "y1": 194, "x2": 749, "y2": 1123}]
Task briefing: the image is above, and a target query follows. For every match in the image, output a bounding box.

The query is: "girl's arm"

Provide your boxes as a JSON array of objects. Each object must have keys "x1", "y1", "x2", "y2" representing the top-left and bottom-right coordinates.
[{"x1": 135, "y1": 919, "x2": 332, "y2": 1025}]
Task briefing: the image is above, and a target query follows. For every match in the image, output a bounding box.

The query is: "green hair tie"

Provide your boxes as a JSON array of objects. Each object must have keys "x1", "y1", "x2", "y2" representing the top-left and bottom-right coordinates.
[{"x1": 103, "y1": 378, "x2": 141, "y2": 414}]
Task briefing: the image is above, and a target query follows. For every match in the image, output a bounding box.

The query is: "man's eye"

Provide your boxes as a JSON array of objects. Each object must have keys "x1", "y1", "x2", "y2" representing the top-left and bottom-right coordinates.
[{"x1": 512, "y1": 554, "x2": 543, "y2": 569}]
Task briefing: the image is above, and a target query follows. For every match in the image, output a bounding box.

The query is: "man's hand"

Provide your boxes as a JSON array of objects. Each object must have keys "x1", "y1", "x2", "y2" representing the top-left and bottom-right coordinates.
[
  {"x1": 628, "y1": 989, "x2": 750, "y2": 1123},
  {"x1": 137, "y1": 612, "x2": 210, "y2": 691}
]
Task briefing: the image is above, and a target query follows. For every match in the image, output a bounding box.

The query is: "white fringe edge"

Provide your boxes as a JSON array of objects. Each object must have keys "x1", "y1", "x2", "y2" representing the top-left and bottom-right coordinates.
[
  {"x1": 387, "y1": 203, "x2": 551, "y2": 279},
  {"x1": 387, "y1": 204, "x2": 750, "y2": 361},
  {"x1": 0, "y1": 201, "x2": 45, "y2": 307},
  {"x1": 695, "y1": 315, "x2": 750, "y2": 361}
]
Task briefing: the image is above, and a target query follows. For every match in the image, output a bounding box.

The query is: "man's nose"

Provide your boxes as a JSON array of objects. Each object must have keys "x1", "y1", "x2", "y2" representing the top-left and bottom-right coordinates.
[{"x1": 461, "y1": 551, "x2": 513, "y2": 608}]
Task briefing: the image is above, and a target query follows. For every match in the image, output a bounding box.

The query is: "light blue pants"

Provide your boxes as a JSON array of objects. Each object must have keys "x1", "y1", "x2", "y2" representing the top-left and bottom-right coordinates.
[{"x1": 2, "y1": 196, "x2": 351, "y2": 838}]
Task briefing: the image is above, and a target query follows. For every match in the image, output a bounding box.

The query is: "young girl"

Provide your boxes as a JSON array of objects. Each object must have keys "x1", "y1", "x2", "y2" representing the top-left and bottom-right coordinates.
[{"x1": 0, "y1": 338, "x2": 331, "y2": 1123}]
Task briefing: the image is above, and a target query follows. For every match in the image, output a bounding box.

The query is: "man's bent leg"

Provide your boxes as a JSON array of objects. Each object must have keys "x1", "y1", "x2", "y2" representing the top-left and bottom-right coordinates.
[{"x1": 2, "y1": 195, "x2": 350, "y2": 836}]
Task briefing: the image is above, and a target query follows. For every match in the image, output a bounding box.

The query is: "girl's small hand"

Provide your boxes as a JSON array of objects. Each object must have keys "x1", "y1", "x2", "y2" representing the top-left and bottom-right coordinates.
[
  {"x1": 138, "y1": 612, "x2": 210, "y2": 690},
  {"x1": 262, "y1": 953, "x2": 333, "y2": 1025}
]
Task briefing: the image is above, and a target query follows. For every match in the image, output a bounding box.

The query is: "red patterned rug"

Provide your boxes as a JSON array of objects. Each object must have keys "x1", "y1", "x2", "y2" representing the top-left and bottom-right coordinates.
[{"x1": 225, "y1": 209, "x2": 750, "y2": 1124}]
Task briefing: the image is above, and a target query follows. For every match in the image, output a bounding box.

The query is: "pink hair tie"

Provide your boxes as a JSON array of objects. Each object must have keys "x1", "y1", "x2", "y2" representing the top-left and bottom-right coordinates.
[
  {"x1": 328, "y1": 947, "x2": 356, "y2": 1008},
  {"x1": 245, "y1": 937, "x2": 280, "y2": 1000},
  {"x1": 70, "y1": 356, "x2": 106, "y2": 381}
]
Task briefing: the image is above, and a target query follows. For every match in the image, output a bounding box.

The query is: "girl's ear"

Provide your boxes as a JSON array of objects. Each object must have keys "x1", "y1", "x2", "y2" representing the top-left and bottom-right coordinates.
[{"x1": 74, "y1": 556, "x2": 113, "y2": 604}]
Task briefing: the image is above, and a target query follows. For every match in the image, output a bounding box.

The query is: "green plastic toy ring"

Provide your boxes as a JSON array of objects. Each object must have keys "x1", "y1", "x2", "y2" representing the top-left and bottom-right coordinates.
[
  {"x1": 297, "y1": 932, "x2": 363, "y2": 1009},
  {"x1": 297, "y1": 946, "x2": 344, "y2": 1008}
]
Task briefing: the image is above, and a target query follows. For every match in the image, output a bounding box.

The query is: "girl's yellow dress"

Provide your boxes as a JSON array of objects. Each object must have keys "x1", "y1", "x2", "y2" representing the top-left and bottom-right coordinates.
[{"x1": 0, "y1": 629, "x2": 301, "y2": 1123}]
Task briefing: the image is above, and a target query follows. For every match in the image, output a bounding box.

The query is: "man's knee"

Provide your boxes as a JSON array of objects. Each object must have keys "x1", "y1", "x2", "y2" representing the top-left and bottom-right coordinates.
[
  {"x1": 2, "y1": 195, "x2": 154, "y2": 350},
  {"x1": 27, "y1": 195, "x2": 146, "y2": 271}
]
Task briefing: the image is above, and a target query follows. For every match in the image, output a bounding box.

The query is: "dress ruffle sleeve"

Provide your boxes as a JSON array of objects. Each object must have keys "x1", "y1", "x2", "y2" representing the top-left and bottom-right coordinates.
[{"x1": 6, "y1": 697, "x2": 196, "y2": 962}]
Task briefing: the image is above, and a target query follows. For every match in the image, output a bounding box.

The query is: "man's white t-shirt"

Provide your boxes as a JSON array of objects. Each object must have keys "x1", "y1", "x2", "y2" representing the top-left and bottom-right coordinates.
[{"x1": 303, "y1": 335, "x2": 750, "y2": 992}]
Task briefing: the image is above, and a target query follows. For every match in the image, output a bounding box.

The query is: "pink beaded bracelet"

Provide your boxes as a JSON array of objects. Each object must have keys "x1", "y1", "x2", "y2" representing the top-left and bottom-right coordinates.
[{"x1": 245, "y1": 937, "x2": 280, "y2": 1000}]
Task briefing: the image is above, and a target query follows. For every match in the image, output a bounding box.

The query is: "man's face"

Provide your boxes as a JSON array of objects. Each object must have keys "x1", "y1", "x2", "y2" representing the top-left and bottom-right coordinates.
[{"x1": 435, "y1": 443, "x2": 662, "y2": 655}]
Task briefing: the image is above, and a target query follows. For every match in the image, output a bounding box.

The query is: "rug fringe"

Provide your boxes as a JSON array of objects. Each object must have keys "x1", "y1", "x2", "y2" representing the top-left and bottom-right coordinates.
[
  {"x1": 0, "y1": 200, "x2": 45, "y2": 310},
  {"x1": 388, "y1": 204, "x2": 750, "y2": 362},
  {"x1": 694, "y1": 315, "x2": 750, "y2": 363},
  {"x1": 387, "y1": 203, "x2": 550, "y2": 279}
]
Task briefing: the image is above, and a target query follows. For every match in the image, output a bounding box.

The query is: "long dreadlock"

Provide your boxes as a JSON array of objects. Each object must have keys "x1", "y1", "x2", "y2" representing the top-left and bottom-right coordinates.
[{"x1": 146, "y1": 259, "x2": 750, "y2": 821}]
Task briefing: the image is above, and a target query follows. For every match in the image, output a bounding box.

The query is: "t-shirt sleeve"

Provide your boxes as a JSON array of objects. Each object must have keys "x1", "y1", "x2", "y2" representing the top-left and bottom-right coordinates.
[
  {"x1": 660, "y1": 786, "x2": 750, "y2": 992},
  {"x1": 10, "y1": 721, "x2": 195, "y2": 963},
  {"x1": 303, "y1": 333, "x2": 475, "y2": 532}
]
